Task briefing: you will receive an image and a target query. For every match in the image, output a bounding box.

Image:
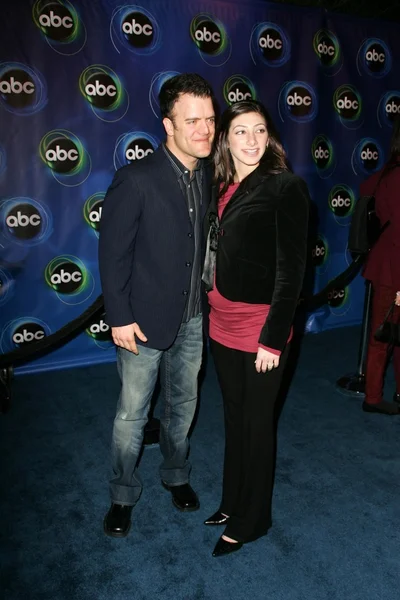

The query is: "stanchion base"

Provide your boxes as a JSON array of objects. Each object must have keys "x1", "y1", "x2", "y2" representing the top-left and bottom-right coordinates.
[
  {"x1": 143, "y1": 417, "x2": 160, "y2": 446},
  {"x1": 336, "y1": 373, "x2": 365, "y2": 397}
]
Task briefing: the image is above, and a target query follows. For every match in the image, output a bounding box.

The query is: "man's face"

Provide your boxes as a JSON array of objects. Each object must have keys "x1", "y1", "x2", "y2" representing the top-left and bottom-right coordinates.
[{"x1": 163, "y1": 94, "x2": 215, "y2": 164}]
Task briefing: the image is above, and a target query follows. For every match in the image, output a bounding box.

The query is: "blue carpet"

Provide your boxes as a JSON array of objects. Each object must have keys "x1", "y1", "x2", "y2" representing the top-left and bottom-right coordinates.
[{"x1": 1, "y1": 326, "x2": 399, "y2": 600}]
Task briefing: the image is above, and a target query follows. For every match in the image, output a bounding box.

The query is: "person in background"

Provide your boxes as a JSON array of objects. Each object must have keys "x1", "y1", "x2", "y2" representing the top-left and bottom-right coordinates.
[
  {"x1": 361, "y1": 115, "x2": 400, "y2": 416},
  {"x1": 98, "y1": 73, "x2": 215, "y2": 538},
  {"x1": 202, "y1": 100, "x2": 310, "y2": 557}
]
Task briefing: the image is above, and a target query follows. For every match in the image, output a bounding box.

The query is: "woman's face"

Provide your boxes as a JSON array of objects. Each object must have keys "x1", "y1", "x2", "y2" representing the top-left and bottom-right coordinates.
[{"x1": 227, "y1": 111, "x2": 269, "y2": 175}]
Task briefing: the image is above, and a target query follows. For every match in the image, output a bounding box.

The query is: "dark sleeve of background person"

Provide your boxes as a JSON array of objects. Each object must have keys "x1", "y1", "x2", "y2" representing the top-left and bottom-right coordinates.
[
  {"x1": 258, "y1": 176, "x2": 310, "y2": 352},
  {"x1": 98, "y1": 166, "x2": 142, "y2": 327}
]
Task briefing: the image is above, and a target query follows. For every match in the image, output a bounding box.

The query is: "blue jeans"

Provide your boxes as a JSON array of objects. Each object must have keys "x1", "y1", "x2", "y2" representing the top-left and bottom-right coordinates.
[{"x1": 109, "y1": 314, "x2": 203, "y2": 506}]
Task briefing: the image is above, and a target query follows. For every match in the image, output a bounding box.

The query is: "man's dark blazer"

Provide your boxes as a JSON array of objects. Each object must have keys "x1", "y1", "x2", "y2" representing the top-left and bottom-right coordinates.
[{"x1": 98, "y1": 146, "x2": 212, "y2": 350}]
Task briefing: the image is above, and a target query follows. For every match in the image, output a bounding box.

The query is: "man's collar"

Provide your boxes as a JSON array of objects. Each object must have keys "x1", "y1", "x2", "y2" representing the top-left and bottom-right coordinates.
[{"x1": 163, "y1": 143, "x2": 201, "y2": 176}]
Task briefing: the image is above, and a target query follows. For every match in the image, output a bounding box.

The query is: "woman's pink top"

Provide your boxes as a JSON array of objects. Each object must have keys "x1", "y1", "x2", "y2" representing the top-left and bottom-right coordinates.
[{"x1": 208, "y1": 182, "x2": 292, "y2": 355}]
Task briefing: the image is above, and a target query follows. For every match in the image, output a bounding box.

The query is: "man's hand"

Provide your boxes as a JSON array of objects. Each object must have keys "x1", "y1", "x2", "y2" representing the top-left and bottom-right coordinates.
[
  {"x1": 111, "y1": 323, "x2": 148, "y2": 354},
  {"x1": 395, "y1": 292, "x2": 400, "y2": 307},
  {"x1": 255, "y1": 347, "x2": 280, "y2": 373}
]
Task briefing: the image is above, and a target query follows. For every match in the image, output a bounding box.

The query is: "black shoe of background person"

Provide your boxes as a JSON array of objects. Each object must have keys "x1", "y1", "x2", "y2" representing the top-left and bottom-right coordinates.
[
  {"x1": 362, "y1": 400, "x2": 400, "y2": 415},
  {"x1": 161, "y1": 482, "x2": 200, "y2": 511},
  {"x1": 204, "y1": 510, "x2": 230, "y2": 526},
  {"x1": 393, "y1": 392, "x2": 400, "y2": 405},
  {"x1": 103, "y1": 503, "x2": 133, "y2": 538},
  {"x1": 212, "y1": 536, "x2": 243, "y2": 557}
]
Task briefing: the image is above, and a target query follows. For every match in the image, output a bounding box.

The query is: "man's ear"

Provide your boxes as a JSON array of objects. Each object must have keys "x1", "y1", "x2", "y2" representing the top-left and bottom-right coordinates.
[{"x1": 163, "y1": 117, "x2": 174, "y2": 137}]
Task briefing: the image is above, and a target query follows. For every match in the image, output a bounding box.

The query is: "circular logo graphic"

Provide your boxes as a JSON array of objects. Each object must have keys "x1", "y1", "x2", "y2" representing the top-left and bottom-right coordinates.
[
  {"x1": 311, "y1": 135, "x2": 335, "y2": 177},
  {"x1": 311, "y1": 236, "x2": 329, "y2": 268},
  {"x1": 357, "y1": 39, "x2": 391, "y2": 77},
  {"x1": 110, "y1": 6, "x2": 160, "y2": 55},
  {"x1": 250, "y1": 22, "x2": 290, "y2": 67},
  {"x1": 0, "y1": 318, "x2": 51, "y2": 353},
  {"x1": 32, "y1": 0, "x2": 86, "y2": 55},
  {"x1": 313, "y1": 29, "x2": 340, "y2": 70},
  {"x1": 0, "y1": 63, "x2": 47, "y2": 115},
  {"x1": 79, "y1": 65, "x2": 129, "y2": 122},
  {"x1": 190, "y1": 14, "x2": 231, "y2": 66},
  {"x1": 44, "y1": 255, "x2": 95, "y2": 306},
  {"x1": 114, "y1": 131, "x2": 159, "y2": 169},
  {"x1": 352, "y1": 139, "x2": 384, "y2": 175},
  {"x1": 39, "y1": 130, "x2": 91, "y2": 186},
  {"x1": 279, "y1": 81, "x2": 318, "y2": 123},
  {"x1": 83, "y1": 192, "x2": 105, "y2": 237},
  {"x1": 0, "y1": 197, "x2": 52, "y2": 246},
  {"x1": 327, "y1": 286, "x2": 350, "y2": 315},
  {"x1": 223, "y1": 75, "x2": 257, "y2": 105},
  {"x1": 328, "y1": 185, "x2": 355, "y2": 219},
  {"x1": 333, "y1": 85, "x2": 362, "y2": 122},
  {"x1": 377, "y1": 91, "x2": 400, "y2": 127},
  {"x1": 85, "y1": 314, "x2": 114, "y2": 349}
]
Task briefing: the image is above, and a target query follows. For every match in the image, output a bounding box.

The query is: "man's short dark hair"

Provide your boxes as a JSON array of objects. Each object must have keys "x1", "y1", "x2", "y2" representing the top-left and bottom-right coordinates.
[{"x1": 158, "y1": 73, "x2": 214, "y2": 120}]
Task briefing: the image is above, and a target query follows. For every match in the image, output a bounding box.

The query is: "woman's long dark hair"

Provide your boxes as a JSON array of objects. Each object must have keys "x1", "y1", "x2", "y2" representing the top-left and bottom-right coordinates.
[
  {"x1": 389, "y1": 114, "x2": 400, "y2": 159},
  {"x1": 213, "y1": 100, "x2": 288, "y2": 197}
]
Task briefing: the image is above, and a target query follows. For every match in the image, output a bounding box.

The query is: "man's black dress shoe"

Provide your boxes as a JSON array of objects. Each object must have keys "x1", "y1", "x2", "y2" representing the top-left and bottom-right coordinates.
[
  {"x1": 162, "y1": 482, "x2": 200, "y2": 511},
  {"x1": 204, "y1": 510, "x2": 229, "y2": 526},
  {"x1": 362, "y1": 400, "x2": 400, "y2": 415},
  {"x1": 212, "y1": 536, "x2": 243, "y2": 557},
  {"x1": 103, "y1": 503, "x2": 133, "y2": 538}
]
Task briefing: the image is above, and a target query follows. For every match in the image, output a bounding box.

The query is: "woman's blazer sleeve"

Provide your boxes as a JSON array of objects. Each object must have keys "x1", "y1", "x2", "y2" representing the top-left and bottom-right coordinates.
[{"x1": 258, "y1": 175, "x2": 310, "y2": 351}]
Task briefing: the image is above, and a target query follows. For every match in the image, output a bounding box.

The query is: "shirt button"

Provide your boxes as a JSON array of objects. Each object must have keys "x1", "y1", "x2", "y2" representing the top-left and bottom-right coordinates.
[
  {"x1": 187, "y1": 232, "x2": 193, "y2": 238},
  {"x1": 182, "y1": 290, "x2": 188, "y2": 295},
  {"x1": 185, "y1": 261, "x2": 191, "y2": 267}
]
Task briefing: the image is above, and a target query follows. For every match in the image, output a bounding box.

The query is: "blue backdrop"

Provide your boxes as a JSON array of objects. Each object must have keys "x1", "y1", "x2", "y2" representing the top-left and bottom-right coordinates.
[{"x1": 0, "y1": 0, "x2": 399, "y2": 374}]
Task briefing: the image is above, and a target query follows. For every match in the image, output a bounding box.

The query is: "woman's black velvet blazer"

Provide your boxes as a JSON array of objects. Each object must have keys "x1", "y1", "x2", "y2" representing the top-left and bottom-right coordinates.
[{"x1": 204, "y1": 163, "x2": 310, "y2": 352}]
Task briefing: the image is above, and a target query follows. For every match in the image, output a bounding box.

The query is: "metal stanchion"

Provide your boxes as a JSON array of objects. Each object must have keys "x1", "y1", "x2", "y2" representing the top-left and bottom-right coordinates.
[{"x1": 336, "y1": 280, "x2": 372, "y2": 397}]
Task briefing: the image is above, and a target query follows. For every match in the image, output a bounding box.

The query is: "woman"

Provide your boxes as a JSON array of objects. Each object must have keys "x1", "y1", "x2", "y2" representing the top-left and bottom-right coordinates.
[
  {"x1": 361, "y1": 115, "x2": 400, "y2": 415},
  {"x1": 202, "y1": 100, "x2": 310, "y2": 557}
]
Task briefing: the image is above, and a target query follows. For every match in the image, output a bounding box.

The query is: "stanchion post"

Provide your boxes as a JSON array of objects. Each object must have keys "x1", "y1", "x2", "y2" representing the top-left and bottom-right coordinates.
[{"x1": 336, "y1": 280, "x2": 372, "y2": 396}]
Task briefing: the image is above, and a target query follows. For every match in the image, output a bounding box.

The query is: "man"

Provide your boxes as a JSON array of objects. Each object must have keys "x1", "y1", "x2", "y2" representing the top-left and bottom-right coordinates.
[
  {"x1": 98, "y1": 73, "x2": 216, "y2": 537},
  {"x1": 360, "y1": 115, "x2": 400, "y2": 415}
]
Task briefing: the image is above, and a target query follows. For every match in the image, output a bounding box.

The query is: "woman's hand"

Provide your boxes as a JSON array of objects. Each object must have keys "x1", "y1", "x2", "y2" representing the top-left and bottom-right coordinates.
[
  {"x1": 255, "y1": 347, "x2": 280, "y2": 373},
  {"x1": 395, "y1": 292, "x2": 400, "y2": 307}
]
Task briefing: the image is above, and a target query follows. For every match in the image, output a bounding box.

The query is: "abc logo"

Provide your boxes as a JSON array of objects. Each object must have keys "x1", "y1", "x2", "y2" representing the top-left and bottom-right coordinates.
[
  {"x1": 385, "y1": 97, "x2": 400, "y2": 120},
  {"x1": 122, "y1": 12, "x2": 154, "y2": 47},
  {"x1": 360, "y1": 144, "x2": 379, "y2": 170},
  {"x1": 125, "y1": 138, "x2": 154, "y2": 162},
  {"x1": 88, "y1": 202, "x2": 103, "y2": 228},
  {"x1": 5, "y1": 203, "x2": 42, "y2": 240},
  {"x1": 193, "y1": 20, "x2": 222, "y2": 54},
  {"x1": 12, "y1": 323, "x2": 46, "y2": 346},
  {"x1": 86, "y1": 316, "x2": 111, "y2": 341},
  {"x1": 335, "y1": 89, "x2": 360, "y2": 119},
  {"x1": 84, "y1": 74, "x2": 118, "y2": 109},
  {"x1": 365, "y1": 44, "x2": 386, "y2": 73},
  {"x1": 37, "y1": 5, "x2": 75, "y2": 41},
  {"x1": 330, "y1": 190, "x2": 352, "y2": 217},
  {"x1": 311, "y1": 240, "x2": 327, "y2": 266},
  {"x1": 0, "y1": 69, "x2": 36, "y2": 108},
  {"x1": 286, "y1": 87, "x2": 313, "y2": 117},
  {"x1": 227, "y1": 85, "x2": 252, "y2": 103},
  {"x1": 316, "y1": 35, "x2": 337, "y2": 65},
  {"x1": 327, "y1": 288, "x2": 346, "y2": 307},
  {"x1": 49, "y1": 261, "x2": 84, "y2": 294},
  {"x1": 313, "y1": 143, "x2": 331, "y2": 169},
  {"x1": 258, "y1": 28, "x2": 283, "y2": 60},
  {"x1": 44, "y1": 138, "x2": 80, "y2": 173}
]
